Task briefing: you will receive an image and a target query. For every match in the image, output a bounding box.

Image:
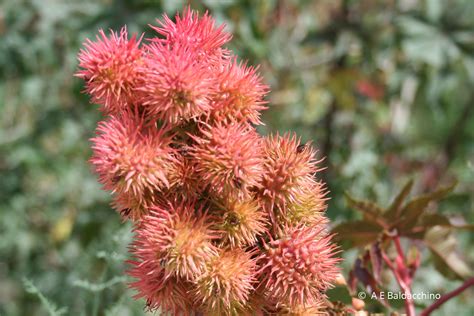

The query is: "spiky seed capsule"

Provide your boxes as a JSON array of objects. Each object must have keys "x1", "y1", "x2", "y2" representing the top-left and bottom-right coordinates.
[
  {"x1": 217, "y1": 198, "x2": 268, "y2": 248},
  {"x1": 260, "y1": 133, "x2": 319, "y2": 223},
  {"x1": 138, "y1": 43, "x2": 214, "y2": 124},
  {"x1": 127, "y1": 259, "x2": 194, "y2": 315},
  {"x1": 111, "y1": 190, "x2": 154, "y2": 220},
  {"x1": 131, "y1": 200, "x2": 218, "y2": 280},
  {"x1": 283, "y1": 182, "x2": 328, "y2": 227},
  {"x1": 150, "y1": 7, "x2": 232, "y2": 61},
  {"x1": 189, "y1": 122, "x2": 264, "y2": 199},
  {"x1": 209, "y1": 58, "x2": 269, "y2": 125},
  {"x1": 259, "y1": 225, "x2": 340, "y2": 307},
  {"x1": 273, "y1": 301, "x2": 326, "y2": 316},
  {"x1": 90, "y1": 113, "x2": 175, "y2": 206},
  {"x1": 193, "y1": 249, "x2": 257, "y2": 316},
  {"x1": 167, "y1": 155, "x2": 202, "y2": 198},
  {"x1": 76, "y1": 27, "x2": 143, "y2": 113}
]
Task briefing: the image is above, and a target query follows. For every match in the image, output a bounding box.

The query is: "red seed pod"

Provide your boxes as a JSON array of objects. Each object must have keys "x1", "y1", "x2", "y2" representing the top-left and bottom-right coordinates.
[
  {"x1": 130, "y1": 200, "x2": 218, "y2": 280},
  {"x1": 258, "y1": 225, "x2": 340, "y2": 307},
  {"x1": 189, "y1": 122, "x2": 264, "y2": 199},
  {"x1": 192, "y1": 249, "x2": 257, "y2": 316},
  {"x1": 76, "y1": 27, "x2": 144, "y2": 113},
  {"x1": 90, "y1": 112, "x2": 176, "y2": 205},
  {"x1": 138, "y1": 43, "x2": 214, "y2": 125}
]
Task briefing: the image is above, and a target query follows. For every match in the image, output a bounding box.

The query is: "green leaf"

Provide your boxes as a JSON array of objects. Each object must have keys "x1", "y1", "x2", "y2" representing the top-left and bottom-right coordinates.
[
  {"x1": 332, "y1": 221, "x2": 384, "y2": 249},
  {"x1": 344, "y1": 192, "x2": 386, "y2": 227},
  {"x1": 398, "y1": 182, "x2": 457, "y2": 231},
  {"x1": 326, "y1": 286, "x2": 353, "y2": 305},
  {"x1": 401, "y1": 213, "x2": 474, "y2": 237},
  {"x1": 419, "y1": 213, "x2": 451, "y2": 227},
  {"x1": 401, "y1": 213, "x2": 451, "y2": 238},
  {"x1": 424, "y1": 227, "x2": 472, "y2": 280},
  {"x1": 384, "y1": 179, "x2": 414, "y2": 222},
  {"x1": 416, "y1": 213, "x2": 474, "y2": 229}
]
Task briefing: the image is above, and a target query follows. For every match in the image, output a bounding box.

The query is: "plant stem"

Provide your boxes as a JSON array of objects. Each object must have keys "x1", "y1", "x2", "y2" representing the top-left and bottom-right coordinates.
[
  {"x1": 420, "y1": 277, "x2": 474, "y2": 316},
  {"x1": 394, "y1": 236, "x2": 406, "y2": 263},
  {"x1": 394, "y1": 236, "x2": 415, "y2": 316},
  {"x1": 400, "y1": 279, "x2": 416, "y2": 316},
  {"x1": 382, "y1": 243, "x2": 415, "y2": 316}
]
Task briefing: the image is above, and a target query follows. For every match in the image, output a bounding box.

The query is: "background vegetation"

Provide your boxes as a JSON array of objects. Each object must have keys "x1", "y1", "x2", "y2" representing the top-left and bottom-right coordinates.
[{"x1": 1, "y1": 0, "x2": 473, "y2": 315}]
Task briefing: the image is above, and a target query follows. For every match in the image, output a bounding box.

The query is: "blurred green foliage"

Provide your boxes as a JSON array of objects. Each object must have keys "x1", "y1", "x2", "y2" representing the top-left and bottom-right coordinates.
[{"x1": 1, "y1": 0, "x2": 473, "y2": 315}]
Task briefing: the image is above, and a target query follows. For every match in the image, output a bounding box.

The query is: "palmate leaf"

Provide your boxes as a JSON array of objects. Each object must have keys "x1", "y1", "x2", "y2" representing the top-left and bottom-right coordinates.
[
  {"x1": 381, "y1": 181, "x2": 457, "y2": 234},
  {"x1": 336, "y1": 182, "x2": 466, "y2": 250},
  {"x1": 424, "y1": 226, "x2": 473, "y2": 280},
  {"x1": 403, "y1": 213, "x2": 474, "y2": 239},
  {"x1": 332, "y1": 220, "x2": 384, "y2": 249},
  {"x1": 397, "y1": 182, "x2": 457, "y2": 232},
  {"x1": 344, "y1": 192, "x2": 386, "y2": 228},
  {"x1": 383, "y1": 179, "x2": 414, "y2": 222}
]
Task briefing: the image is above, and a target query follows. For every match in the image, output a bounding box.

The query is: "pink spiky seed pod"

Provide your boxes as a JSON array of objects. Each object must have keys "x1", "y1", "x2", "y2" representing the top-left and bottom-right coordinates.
[
  {"x1": 127, "y1": 256, "x2": 195, "y2": 315},
  {"x1": 258, "y1": 225, "x2": 340, "y2": 308},
  {"x1": 260, "y1": 133, "x2": 320, "y2": 223},
  {"x1": 216, "y1": 198, "x2": 269, "y2": 248},
  {"x1": 150, "y1": 7, "x2": 232, "y2": 60},
  {"x1": 90, "y1": 113, "x2": 175, "y2": 204},
  {"x1": 76, "y1": 27, "x2": 144, "y2": 114},
  {"x1": 111, "y1": 190, "x2": 153, "y2": 221},
  {"x1": 192, "y1": 249, "x2": 257, "y2": 316},
  {"x1": 189, "y1": 122, "x2": 264, "y2": 199},
  {"x1": 167, "y1": 155, "x2": 203, "y2": 198},
  {"x1": 209, "y1": 58, "x2": 269, "y2": 125},
  {"x1": 276, "y1": 302, "x2": 327, "y2": 316},
  {"x1": 133, "y1": 200, "x2": 218, "y2": 280},
  {"x1": 283, "y1": 182, "x2": 328, "y2": 227},
  {"x1": 138, "y1": 43, "x2": 214, "y2": 124}
]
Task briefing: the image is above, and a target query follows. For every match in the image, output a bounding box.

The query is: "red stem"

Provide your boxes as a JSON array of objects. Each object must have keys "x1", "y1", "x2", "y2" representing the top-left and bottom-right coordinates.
[
  {"x1": 381, "y1": 251, "x2": 395, "y2": 272},
  {"x1": 382, "y1": 239, "x2": 416, "y2": 316},
  {"x1": 394, "y1": 236, "x2": 406, "y2": 263},
  {"x1": 400, "y1": 280, "x2": 416, "y2": 316},
  {"x1": 420, "y1": 277, "x2": 474, "y2": 316}
]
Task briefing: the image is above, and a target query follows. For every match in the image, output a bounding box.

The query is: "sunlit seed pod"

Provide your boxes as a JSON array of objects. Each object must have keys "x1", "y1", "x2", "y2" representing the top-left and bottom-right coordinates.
[
  {"x1": 258, "y1": 225, "x2": 340, "y2": 308},
  {"x1": 259, "y1": 133, "x2": 321, "y2": 224},
  {"x1": 138, "y1": 43, "x2": 214, "y2": 125},
  {"x1": 76, "y1": 27, "x2": 144, "y2": 113},
  {"x1": 90, "y1": 112, "x2": 176, "y2": 209},
  {"x1": 192, "y1": 249, "x2": 257, "y2": 316},
  {"x1": 189, "y1": 122, "x2": 264, "y2": 199},
  {"x1": 127, "y1": 258, "x2": 195, "y2": 315},
  {"x1": 216, "y1": 198, "x2": 269, "y2": 248},
  {"x1": 207, "y1": 58, "x2": 269, "y2": 125},
  {"x1": 150, "y1": 7, "x2": 232, "y2": 61}
]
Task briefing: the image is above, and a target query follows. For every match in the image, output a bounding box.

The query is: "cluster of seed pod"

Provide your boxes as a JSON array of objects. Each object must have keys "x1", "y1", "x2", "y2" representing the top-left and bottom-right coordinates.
[{"x1": 77, "y1": 8, "x2": 339, "y2": 316}]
